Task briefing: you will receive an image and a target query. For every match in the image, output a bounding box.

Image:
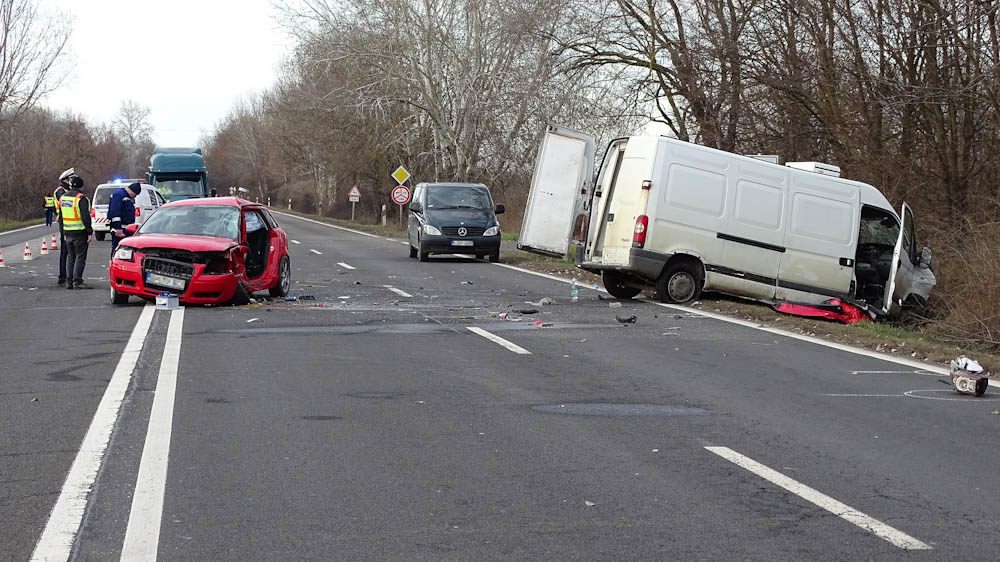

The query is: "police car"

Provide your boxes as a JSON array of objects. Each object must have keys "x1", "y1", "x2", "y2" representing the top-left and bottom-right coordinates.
[{"x1": 91, "y1": 179, "x2": 168, "y2": 241}]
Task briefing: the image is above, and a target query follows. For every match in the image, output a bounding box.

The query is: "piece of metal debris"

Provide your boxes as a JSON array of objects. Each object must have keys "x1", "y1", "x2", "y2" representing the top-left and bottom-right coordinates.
[
  {"x1": 951, "y1": 355, "x2": 990, "y2": 396},
  {"x1": 247, "y1": 318, "x2": 261, "y2": 323},
  {"x1": 609, "y1": 301, "x2": 623, "y2": 309},
  {"x1": 525, "y1": 297, "x2": 557, "y2": 306},
  {"x1": 616, "y1": 315, "x2": 638, "y2": 324},
  {"x1": 517, "y1": 308, "x2": 539, "y2": 315}
]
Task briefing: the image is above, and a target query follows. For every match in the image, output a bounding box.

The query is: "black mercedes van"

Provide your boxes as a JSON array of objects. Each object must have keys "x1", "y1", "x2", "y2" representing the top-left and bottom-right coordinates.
[{"x1": 406, "y1": 182, "x2": 504, "y2": 262}]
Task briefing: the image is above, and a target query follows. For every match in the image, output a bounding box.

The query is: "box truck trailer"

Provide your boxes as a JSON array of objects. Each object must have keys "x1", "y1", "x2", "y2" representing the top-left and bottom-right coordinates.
[{"x1": 518, "y1": 125, "x2": 936, "y2": 315}]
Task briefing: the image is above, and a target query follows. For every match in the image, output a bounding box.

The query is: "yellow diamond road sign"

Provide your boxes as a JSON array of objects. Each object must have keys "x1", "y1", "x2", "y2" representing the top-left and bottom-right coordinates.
[{"x1": 391, "y1": 165, "x2": 410, "y2": 185}]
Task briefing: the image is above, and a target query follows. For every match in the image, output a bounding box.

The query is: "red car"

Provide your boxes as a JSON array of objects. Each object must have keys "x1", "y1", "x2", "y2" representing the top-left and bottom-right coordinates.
[{"x1": 109, "y1": 197, "x2": 291, "y2": 305}]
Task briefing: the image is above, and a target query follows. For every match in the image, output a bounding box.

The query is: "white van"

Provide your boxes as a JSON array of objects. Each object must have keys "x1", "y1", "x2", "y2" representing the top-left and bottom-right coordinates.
[
  {"x1": 518, "y1": 125, "x2": 936, "y2": 315},
  {"x1": 91, "y1": 181, "x2": 167, "y2": 241}
]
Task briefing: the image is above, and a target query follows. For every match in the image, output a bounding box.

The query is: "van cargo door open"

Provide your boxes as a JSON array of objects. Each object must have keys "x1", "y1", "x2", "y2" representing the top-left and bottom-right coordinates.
[
  {"x1": 882, "y1": 202, "x2": 910, "y2": 314},
  {"x1": 518, "y1": 125, "x2": 595, "y2": 257}
]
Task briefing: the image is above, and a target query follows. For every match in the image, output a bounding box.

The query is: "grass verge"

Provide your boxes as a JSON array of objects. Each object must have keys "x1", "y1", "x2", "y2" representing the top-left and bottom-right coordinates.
[{"x1": 0, "y1": 219, "x2": 43, "y2": 233}]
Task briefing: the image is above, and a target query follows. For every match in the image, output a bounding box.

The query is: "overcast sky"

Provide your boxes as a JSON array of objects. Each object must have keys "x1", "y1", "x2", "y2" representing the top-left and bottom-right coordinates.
[{"x1": 43, "y1": 0, "x2": 292, "y2": 147}]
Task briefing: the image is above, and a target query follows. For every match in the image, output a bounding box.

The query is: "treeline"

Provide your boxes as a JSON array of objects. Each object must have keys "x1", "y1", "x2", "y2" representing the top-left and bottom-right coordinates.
[{"x1": 0, "y1": 108, "x2": 151, "y2": 220}]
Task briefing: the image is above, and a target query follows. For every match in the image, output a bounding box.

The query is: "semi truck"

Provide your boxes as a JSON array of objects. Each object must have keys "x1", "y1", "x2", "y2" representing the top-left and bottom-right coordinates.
[{"x1": 147, "y1": 147, "x2": 209, "y2": 201}]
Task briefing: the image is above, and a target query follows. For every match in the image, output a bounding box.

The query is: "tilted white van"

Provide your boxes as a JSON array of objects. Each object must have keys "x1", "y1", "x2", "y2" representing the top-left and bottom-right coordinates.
[{"x1": 518, "y1": 125, "x2": 936, "y2": 315}]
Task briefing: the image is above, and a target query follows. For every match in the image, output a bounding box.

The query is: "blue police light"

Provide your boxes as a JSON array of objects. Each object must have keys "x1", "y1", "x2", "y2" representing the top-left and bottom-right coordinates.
[{"x1": 113, "y1": 178, "x2": 122, "y2": 184}]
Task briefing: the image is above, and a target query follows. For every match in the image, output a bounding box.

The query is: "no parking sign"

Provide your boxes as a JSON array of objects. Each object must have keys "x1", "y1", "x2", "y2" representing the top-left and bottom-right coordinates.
[{"x1": 392, "y1": 185, "x2": 411, "y2": 205}]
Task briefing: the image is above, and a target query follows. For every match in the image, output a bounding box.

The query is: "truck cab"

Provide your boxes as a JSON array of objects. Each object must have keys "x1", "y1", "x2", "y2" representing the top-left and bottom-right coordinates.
[{"x1": 147, "y1": 147, "x2": 208, "y2": 201}]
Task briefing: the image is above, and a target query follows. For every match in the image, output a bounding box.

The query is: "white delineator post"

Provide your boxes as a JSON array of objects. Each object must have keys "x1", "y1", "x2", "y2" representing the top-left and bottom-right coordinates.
[
  {"x1": 0, "y1": 247, "x2": 6, "y2": 267},
  {"x1": 41, "y1": 237, "x2": 49, "y2": 255},
  {"x1": 51, "y1": 233, "x2": 58, "y2": 250},
  {"x1": 23, "y1": 242, "x2": 33, "y2": 261}
]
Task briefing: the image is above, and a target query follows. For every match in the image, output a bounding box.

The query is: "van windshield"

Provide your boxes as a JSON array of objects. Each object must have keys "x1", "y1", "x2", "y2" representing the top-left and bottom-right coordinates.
[
  {"x1": 426, "y1": 186, "x2": 492, "y2": 210},
  {"x1": 859, "y1": 207, "x2": 899, "y2": 245}
]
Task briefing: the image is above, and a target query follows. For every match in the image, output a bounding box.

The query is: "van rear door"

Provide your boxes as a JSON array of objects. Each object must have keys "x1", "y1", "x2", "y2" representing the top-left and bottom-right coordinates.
[
  {"x1": 518, "y1": 125, "x2": 595, "y2": 257},
  {"x1": 881, "y1": 202, "x2": 910, "y2": 314}
]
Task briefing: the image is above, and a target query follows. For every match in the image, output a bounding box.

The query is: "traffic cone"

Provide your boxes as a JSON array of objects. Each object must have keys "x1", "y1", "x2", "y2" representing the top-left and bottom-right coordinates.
[
  {"x1": 0, "y1": 247, "x2": 5, "y2": 267},
  {"x1": 50, "y1": 232, "x2": 58, "y2": 250},
  {"x1": 23, "y1": 241, "x2": 33, "y2": 261},
  {"x1": 40, "y1": 237, "x2": 49, "y2": 255}
]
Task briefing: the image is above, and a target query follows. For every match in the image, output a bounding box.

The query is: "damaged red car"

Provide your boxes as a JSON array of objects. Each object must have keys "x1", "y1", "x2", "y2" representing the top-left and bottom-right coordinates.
[{"x1": 109, "y1": 197, "x2": 291, "y2": 305}]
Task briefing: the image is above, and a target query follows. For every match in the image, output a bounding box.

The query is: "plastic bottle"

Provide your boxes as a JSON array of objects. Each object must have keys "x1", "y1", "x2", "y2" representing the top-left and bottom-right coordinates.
[{"x1": 571, "y1": 277, "x2": 579, "y2": 302}]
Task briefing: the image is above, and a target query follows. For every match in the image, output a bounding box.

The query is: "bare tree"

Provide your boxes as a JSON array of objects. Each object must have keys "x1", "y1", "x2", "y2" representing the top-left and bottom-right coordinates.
[
  {"x1": 0, "y1": 0, "x2": 69, "y2": 123},
  {"x1": 112, "y1": 99, "x2": 154, "y2": 176}
]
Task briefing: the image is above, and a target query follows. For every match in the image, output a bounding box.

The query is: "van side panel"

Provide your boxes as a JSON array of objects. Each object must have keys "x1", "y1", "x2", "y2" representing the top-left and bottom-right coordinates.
[
  {"x1": 594, "y1": 137, "x2": 658, "y2": 266},
  {"x1": 776, "y1": 174, "x2": 859, "y2": 300}
]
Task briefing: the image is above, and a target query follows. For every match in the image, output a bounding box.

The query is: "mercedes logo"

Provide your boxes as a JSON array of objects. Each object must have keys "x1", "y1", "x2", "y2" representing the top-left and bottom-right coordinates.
[{"x1": 458, "y1": 227, "x2": 468, "y2": 237}]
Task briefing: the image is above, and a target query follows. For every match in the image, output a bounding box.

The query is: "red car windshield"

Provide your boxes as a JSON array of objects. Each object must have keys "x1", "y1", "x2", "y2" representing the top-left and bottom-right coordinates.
[{"x1": 139, "y1": 206, "x2": 241, "y2": 240}]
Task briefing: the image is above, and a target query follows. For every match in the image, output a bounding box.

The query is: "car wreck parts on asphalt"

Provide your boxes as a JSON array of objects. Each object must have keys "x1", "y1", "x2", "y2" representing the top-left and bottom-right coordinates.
[
  {"x1": 950, "y1": 356, "x2": 991, "y2": 397},
  {"x1": 109, "y1": 198, "x2": 291, "y2": 305},
  {"x1": 519, "y1": 125, "x2": 936, "y2": 321}
]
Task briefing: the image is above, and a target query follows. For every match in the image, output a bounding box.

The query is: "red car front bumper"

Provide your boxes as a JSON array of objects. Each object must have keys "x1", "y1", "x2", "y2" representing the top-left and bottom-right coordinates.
[{"x1": 110, "y1": 251, "x2": 239, "y2": 305}]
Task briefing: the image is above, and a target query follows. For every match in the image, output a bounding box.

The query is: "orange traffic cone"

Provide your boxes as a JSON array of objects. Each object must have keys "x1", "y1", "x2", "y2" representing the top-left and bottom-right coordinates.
[
  {"x1": 0, "y1": 247, "x2": 5, "y2": 267},
  {"x1": 50, "y1": 232, "x2": 58, "y2": 250},
  {"x1": 40, "y1": 237, "x2": 49, "y2": 255},
  {"x1": 23, "y1": 241, "x2": 33, "y2": 261}
]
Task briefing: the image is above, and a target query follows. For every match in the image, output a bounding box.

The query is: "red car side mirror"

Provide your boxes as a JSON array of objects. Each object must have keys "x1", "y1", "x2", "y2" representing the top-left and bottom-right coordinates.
[{"x1": 124, "y1": 224, "x2": 140, "y2": 235}]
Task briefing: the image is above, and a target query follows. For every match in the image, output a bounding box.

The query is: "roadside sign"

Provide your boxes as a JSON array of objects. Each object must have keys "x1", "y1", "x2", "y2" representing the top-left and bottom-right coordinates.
[
  {"x1": 391, "y1": 185, "x2": 411, "y2": 205},
  {"x1": 391, "y1": 166, "x2": 410, "y2": 185},
  {"x1": 348, "y1": 185, "x2": 361, "y2": 202}
]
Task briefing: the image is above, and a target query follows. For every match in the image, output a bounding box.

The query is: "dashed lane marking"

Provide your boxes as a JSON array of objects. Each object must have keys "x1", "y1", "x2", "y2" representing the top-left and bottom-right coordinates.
[
  {"x1": 705, "y1": 446, "x2": 931, "y2": 550},
  {"x1": 31, "y1": 305, "x2": 156, "y2": 561},
  {"x1": 309, "y1": 249, "x2": 323, "y2": 255},
  {"x1": 337, "y1": 262, "x2": 355, "y2": 270},
  {"x1": 291, "y1": 239, "x2": 301, "y2": 244},
  {"x1": 384, "y1": 285, "x2": 412, "y2": 298},
  {"x1": 121, "y1": 308, "x2": 185, "y2": 560},
  {"x1": 467, "y1": 327, "x2": 532, "y2": 355}
]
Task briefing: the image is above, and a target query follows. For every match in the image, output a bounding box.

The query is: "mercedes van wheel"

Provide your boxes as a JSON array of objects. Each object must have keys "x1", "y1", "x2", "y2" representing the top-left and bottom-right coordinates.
[
  {"x1": 603, "y1": 271, "x2": 641, "y2": 299},
  {"x1": 409, "y1": 244, "x2": 418, "y2": 258},
  {"x1": 96, "y1": 232, "x2": 106, "y2": 241},
  {"x1": 488, "y1": 250, "x2": 500, "y2": 263},
  {"x1": 657, "y1": 261, "x2": 703, "y2": 303}
]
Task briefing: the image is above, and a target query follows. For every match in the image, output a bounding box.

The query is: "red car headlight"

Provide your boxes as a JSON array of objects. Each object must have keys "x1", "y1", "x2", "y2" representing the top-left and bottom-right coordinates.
[
  {"x1": 113, "y1": 246, "x2": 134, "y2": 262},
  {"x1": 203, "y1": 253, "x2": 232, "y2": 275}
]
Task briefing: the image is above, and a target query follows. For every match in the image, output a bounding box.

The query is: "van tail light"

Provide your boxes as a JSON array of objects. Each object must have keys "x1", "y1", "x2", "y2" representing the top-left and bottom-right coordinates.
[
  {"x1": 135, "y1": 207, "x2": 141, "y2": 217},
  {"x1": 91, "y1": 208, "x2": 96, "y2": 218},
  {"x1": 578, "y1": 216, "x2": 588, "y2": 241},
  {"x1": 632, "y1": 215, "x2": 648, "y2": 248}
]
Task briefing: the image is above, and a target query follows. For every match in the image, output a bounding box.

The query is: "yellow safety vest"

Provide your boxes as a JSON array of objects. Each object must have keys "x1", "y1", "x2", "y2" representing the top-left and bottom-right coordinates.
[
  {"x1": 61, "y1": 194, "x2": 85, "y2": 231},
  {"x1": 45, "y1": 196, "x2": 55, "y2": 208}
]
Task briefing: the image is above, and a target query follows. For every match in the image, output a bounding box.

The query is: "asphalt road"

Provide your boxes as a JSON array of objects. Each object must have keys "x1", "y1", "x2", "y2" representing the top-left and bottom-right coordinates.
[{"x1": 2, "y1": 214, "x2": 998, "y2": 561}]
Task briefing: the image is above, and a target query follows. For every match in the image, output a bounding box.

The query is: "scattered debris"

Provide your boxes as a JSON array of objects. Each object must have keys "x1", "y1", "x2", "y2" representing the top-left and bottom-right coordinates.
[
  {"x1": 526, "y1": 297, "x2": 557, "y2": 306},
  {"x1": 517, "y1": 308, "x2": 539, "y2": 315},
  {"x1": 354, "y1": 281, "x2": 362, "y2": 285},
  {"x1": 609, "y1": 302, "x2": 623, "y2": 309},
  {"x1": 283, "y1": 296, "x2": 297, "y2": 301},
  {"x1": 598, "y1": 294, "x2": 613, "y2": 300},
  {"x1": 31, "y1": 397, "x2": 38, "y2": 402},
  {"x1": 616, "y1": 315, "x2": 638, "y2": 324},
  {"x1": 951, "y1": 356, "x2": 990, "y2": 396},
  {"x1": 299, "y1": 295, "x2": 317, "y2": 300},
  {"x1": 247, "y1": 318, "x2": 261, "y2": 323},
  {"x1": 338, "y1": 296, "x2": 350, "y2": 299},
  {"x1": 461, "y1": 280, "x2": 474, "y2": 285},
  {"x1": 249, "y1": 298, "x2": 258, "y2": 304},
  {"x1": 584, "y1": 500, "x2": 596, "y2": 507}
]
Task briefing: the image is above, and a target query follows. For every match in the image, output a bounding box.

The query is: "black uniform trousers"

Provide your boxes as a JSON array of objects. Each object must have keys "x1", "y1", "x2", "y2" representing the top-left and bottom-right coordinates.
[{"x1": 64, "y1": 231, "x2": 89, "y2": 286}]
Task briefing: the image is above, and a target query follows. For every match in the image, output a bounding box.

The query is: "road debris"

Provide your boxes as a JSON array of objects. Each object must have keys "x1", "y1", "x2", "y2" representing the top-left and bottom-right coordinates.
[
  {"x1": 616, "y1": 315, "x2": 638, "y2": 324},
  {"x1": 584, "y1": 500, "x2": 596, "y2": 507},
  {"x1": 299, "y1": 295, "x2": 317, "y2": 300},
  {"x1": 517, "y1": 308, "x2": 539, "y2": 315},
  {"x1": 247, "y1": 318, "x2": 261, "y2": 323},
  {"x1": 951, "y1": 356, "x2": 990, "y2": 396},
  {"x1": 609, "y1": 301, "x2": 623, "y2": 309},
  {"x1": 525, "y1": 297, "x2": 557, "y2": 306},
  {"x1": 283, "y1": 296, "x2": 297, "y2": 301},
  {"x1": 461, "y1": 280, "x2": 474, "y2": 285}
]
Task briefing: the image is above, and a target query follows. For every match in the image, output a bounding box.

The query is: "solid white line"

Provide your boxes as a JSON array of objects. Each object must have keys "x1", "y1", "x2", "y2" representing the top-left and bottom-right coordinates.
[
  {"x1": 271, "y1": 210, "x2": 381, "y2": 239},
  {"x1": 705, "y1": 446, "x2": 931, "y2": 550},
  {"x1": 290, "y1": 239, "x2": 301, "y2": 244},
  {"x1": 337, "y1": 262, "x2": 355, "y2": 270},
  {"x1": 1, "y1": 222, "x2": 45, "y2": 236},
  {"x1": 467, "y1": 327, "x2": 532, "y2": 355},
  {"x1": 121, "y1": 308, "x2": 185, "y2": 561},
  {"x1": 385, "y1": 285, "x2": 413, "y2": 298},
  {"x1": 309, "y1": 249, "x2": 323, "y2": 255},
  {"x1": 31, "y1": 305, "x2": 156, "y2": 562}
]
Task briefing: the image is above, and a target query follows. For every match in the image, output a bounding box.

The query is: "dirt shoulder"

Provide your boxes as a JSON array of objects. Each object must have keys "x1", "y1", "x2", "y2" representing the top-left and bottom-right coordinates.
[{"x1": 277, "y1": 211, "x2": 999, "y2": 372}]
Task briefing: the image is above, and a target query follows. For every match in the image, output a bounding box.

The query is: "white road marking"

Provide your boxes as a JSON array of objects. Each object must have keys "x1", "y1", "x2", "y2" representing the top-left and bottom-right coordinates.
[
  {"x1": 121, "y1": 308, "x2": 185, "y2": 561},
  {"x1": 30, "y1": 305, "x2": 156, "y2": 562},
  {"x1": 290, "y1": 239, "x2": 301, "y2": 244},
  {"x1": 705, "y1": 446, "x2": 931, "y2": 550},
  {"x1": 337, "y1": 262, "x2": 355, "y2": 270},
  {"x1": 271, "y1": 210, "x2": 381, "y2": 239},
  {"x1": 467, "y1": 327, "x2": 532, "y2": 355},
  {"x1": 384, "y1": 285, "x2": 412, "y2": 298},
  {"x1": 0, "y1": 222, "x2": 45, "y2": 236},
  {"x1": 309, "y1": 249, "x2": 323, "y2": 255}
]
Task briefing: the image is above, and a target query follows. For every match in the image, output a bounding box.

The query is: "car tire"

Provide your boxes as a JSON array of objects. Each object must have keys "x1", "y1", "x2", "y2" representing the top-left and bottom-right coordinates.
[
  {"x1": 488, "y1": 250, "x2": 500, "y2": 263},
  {"x1": 96, "y1": 232, "x2": 106, "y2": 241},
  {"x1": 110, "y1": 284, "x2": 129, "y2": 305},
  {"x1": 603, "y1": 270, "x2": 641, "y2": 299},
  {"x1": 476, "y1": 253, "x2": 485, "y2": 260},
  {"x1": 269, "y1": 256, "x2": 291, "y2": 297},
  {"x1": 409, "y1": 244, "x2": 418, "y2": 259},
  {"x1": 656, "y1": 260, "x2": 703, "y2": 304}
]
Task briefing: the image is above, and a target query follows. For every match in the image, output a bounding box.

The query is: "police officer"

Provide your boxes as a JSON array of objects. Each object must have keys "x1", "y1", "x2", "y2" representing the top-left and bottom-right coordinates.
[
  {"x1": 53, "y1": 168, "x2": 75, "y2": 286},
  {"x1": 43, "y1": 193, "x2": 56, "y2": 226},
  {"x1": 60, "y1": 174, "x2": 94, "y2": 290},
  {"x1": 108, "y1": 182, "x2": 141, "y2": 257}
]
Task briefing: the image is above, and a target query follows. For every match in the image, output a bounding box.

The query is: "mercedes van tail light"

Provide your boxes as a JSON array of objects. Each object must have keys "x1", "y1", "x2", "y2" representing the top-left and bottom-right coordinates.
[
  {"x1": 135, "y1": 207, "x2": 141, "y2": 217},
  {"x1": 632, "y1": 215, "x2": 648, "y2": 248},
  {"x1": 91, "y1": 208, "x2": 96, "y2": 218}
]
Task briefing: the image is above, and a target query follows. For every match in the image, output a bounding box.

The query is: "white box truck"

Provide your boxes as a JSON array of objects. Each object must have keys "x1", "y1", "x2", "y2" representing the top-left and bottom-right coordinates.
[{"x1": 518, "y1": 125, "x2": 936, "y2": 315}]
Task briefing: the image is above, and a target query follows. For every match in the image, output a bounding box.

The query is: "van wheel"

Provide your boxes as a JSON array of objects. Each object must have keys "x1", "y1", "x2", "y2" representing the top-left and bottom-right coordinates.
[
  {"x1": 488, "y1": 250, "x2": 500, "y2": 263},
  {"x1": 603, "y1": 270, "x2": 641, "y2": 299},
  {"x1": 96, "y1": 232, "x2": 106, "y2": 241},
  {"x1": 657, "y1": 261, "x2": 703, "y2": 304},
  {"x1": 409, "y1": 244, "x2": 418, "y2": 258}
]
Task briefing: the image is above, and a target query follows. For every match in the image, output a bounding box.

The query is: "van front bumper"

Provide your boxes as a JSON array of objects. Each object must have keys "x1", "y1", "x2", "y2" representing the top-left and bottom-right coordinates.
[{"x1": 420, "y1": 235, "x2": 501, "y2": 255}]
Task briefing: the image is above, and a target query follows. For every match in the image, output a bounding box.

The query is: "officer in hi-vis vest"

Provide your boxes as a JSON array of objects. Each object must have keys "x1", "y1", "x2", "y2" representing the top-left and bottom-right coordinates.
[
  {"x1": 44, "y1": 194, "x2": 56, "y2": 226},
  {"x1": 53, "y1": 169, "x2": 75, "y2": 285},
  {"x1": 59, "y1": 173, "x2": 94, "y2": 290}
]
